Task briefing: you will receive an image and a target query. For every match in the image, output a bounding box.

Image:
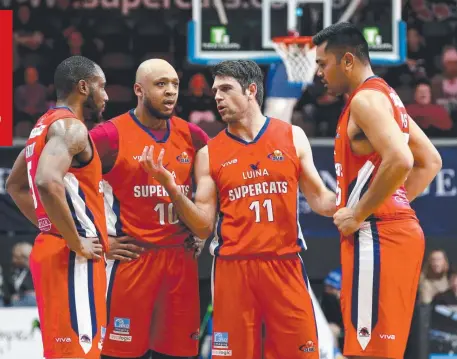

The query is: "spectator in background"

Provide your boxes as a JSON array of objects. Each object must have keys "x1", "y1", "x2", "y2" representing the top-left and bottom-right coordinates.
[
  {"x1": 14, "y1": 66, "x2": 49, "y2": 119},
  {"x1": 320, "y1": 268, "x2": 344, "y2": 351},
  {"x1": 432, "y1": 268, "x2": 457, "y2": 307},
  {"x1": 14, "y1": 120, "x2": 35, "y2": 139},
  {"x1": 431, "y1": 46, "x2": 457, "y2": 117},
  {"x1": 419, "y1": 249, "x2": 450, "y2": 304},
  {"x1": 383, "y1": 28, "x2": 429, "y2": 101},
  {"x1": 406, "y1": 27, "x2": 428, "y2": 78},
  {"x1": 295, "y1": 78, "x2": 345, "y2": 136},
  {"x1": 64, "y1": 30, "x2": 101, "y2": 63},
  {"x1": 179, "y1": 73, "x2": 224, "y2": 138},
  {"x1": 291, "y1": 110, "x2": 316, "y2": 137},
  {"x1": 406, "y1": 79, "x2": 454, "y2": 137},
  {"x1": 5, "y1": 242, "x2": 36, "y2": 307},
  {"x1": 13, "y1": 5, "x2": 46, "y2": 68}
]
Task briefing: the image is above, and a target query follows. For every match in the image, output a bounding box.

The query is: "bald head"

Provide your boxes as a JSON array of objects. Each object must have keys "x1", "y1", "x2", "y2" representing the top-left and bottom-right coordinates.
[
  {"x1": 133, "y1": 59, "x2": 179, "y2": 119},
  {"x1": 135, "y1": 59, "x2": 177, "y2": 84}
]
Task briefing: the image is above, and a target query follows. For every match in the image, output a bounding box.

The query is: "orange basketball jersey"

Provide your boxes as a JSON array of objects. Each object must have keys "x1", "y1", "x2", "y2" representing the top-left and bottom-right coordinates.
[
  {"x1": 26, "y1": 106, "x2": 108, "y2": 359},
  {"x1": 25, "y1": 106, "x2": 108, "y2": 249},
  {"x1": 103, "y1": 110, "x2": 194, "y2": 245},
  {"x1": 208, "y1": 117, "x2": 305, "y2": 257},
  {"x1": 334, "y1": 76, "x2": 417, "y2": 221}
]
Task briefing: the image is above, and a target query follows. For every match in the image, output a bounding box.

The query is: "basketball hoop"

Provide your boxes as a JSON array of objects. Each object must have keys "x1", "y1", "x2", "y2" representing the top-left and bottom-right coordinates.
[{"x1": 271, "y1": 36, "x2": 317, "y2": 85}]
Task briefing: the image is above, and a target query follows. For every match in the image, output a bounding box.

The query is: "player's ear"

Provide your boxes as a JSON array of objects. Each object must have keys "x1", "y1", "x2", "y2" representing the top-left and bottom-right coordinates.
[
  {"x1": 133, "y1": 83, "x2": 143, "y2": 98},
  {"x1": 77, "y1": 79, "x2": 89, "y2": 96},
  {"x1": 248, "y1": 83, "x2": 257, "y2": 101},
  {"x1": 342, "y1": 52, "x2": 355, "y2": 70}
]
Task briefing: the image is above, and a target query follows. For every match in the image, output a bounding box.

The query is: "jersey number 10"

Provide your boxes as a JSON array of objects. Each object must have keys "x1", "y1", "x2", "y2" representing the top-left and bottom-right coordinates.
[
  {"x1": 249, "y1": 199, "x2": 274, "y2": 223},
  {"x1": 154, "y1": 203, "x2": 179, "y2": 225}
]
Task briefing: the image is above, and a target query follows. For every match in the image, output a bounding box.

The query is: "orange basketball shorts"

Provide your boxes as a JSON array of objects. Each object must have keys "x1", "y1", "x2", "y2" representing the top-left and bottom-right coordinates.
[
  {"x1": 340, "y1": 218, "x2": 425, "y2": 359},
  {"x1": 211, "y1": 254, "x2": 319, "y2": 359},
  {"x1": 103, "y1": 246, "x2": 200, "y2": 358},
  {"x1": 30, "y1": 233, "x2": 107, "y2": 359}
]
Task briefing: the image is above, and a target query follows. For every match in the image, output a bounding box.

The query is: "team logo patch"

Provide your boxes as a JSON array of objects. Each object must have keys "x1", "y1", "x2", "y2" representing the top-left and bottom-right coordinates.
[
  {"x1": 299, "y1": 340, "x2": 316, "y2": 353},
  {"x1": 113, "y1": 317, "x2": 130, "y2": 334},
  {"x1": 80, "y1": 334, "x2": 91, "y2": 343},
  {"x1": 190, "y1": 331, "x2": 200, "y2": 340},
  {"x1": 359, "y1": 327, "x2": 370, "y2": 337},
  {"x1": 267, "y1": 149, "x2": 284, "y2": 161},
  {"x1": 213, "y1": 332, "x2": 229, "y2": 348},
  {"x1": 176, "y1": 151, "x2": 191, "y2": 163},
  {"x1": 38, "y1": 218, "x2": 52, "y2": 232}
]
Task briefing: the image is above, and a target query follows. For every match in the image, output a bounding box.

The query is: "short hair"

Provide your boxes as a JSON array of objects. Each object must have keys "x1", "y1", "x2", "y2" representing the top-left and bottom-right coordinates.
[
  {"x1": 54, "y1": 56, "x2": 100, "y2": 100},
  {"x1": 312, "y1": 22, "x2": 370, "y2": 63},
  {"x1": 211, "y1": 60, "x2": 264, "y2": 107},
  {"x1": 415, "y1": 78, "x2": 431, "y2": 88}
]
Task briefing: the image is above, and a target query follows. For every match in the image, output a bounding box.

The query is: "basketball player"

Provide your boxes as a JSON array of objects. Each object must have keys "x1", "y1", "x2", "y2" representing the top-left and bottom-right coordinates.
[
  {"x1": 6, "y1": 55, "x2": 109, "y2": 359},
  {"x1": 312, "y1": 23, "x2": 443, "y2": 359},
  {"x1": 139, "y1": 60, "x2": 336, "y2": 359},
  {"x1": 89, "y1": 59, "x2": 209, "y2": 359}
]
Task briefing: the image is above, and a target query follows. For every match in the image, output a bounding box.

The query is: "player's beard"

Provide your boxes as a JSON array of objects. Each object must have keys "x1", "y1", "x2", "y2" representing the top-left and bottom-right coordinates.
[
  {"x1": 84, "y1": 87, "x2": 104, "y2": 121},
  {"x1": 144, "y1": 96, "x2": 171, "y2": 120}
]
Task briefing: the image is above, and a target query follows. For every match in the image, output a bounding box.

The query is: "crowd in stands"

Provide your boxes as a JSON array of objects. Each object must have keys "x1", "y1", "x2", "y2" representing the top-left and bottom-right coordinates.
[{"x1": 11, "y1": 0, "x2": 457, "y2": 139}]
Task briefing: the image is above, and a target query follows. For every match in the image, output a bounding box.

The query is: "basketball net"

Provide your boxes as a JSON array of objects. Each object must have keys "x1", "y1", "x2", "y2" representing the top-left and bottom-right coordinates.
[{"x1": 271, "y1": 34, "x2": 317, "y2": 86}]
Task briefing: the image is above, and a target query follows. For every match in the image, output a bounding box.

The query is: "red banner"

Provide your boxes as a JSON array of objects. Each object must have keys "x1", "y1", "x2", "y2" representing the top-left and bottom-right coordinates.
[{"x1": 0, "y1": 10, "x2": 13, "y2": 147}]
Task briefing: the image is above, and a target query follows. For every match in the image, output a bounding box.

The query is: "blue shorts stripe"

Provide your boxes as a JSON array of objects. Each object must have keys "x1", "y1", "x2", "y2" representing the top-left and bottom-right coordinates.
[
  {"x1": 298, "y1": 254, "x2": 318, "y2": 340},
  {"x1": 106, "y1": 259, "x2": 120, "y2": 326},
  {"x1": 351, "y1": 230, "x2": 360, "y2": 330}
]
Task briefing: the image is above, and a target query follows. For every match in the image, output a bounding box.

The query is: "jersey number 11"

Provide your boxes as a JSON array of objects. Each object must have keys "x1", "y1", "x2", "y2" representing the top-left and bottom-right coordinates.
[{"x1": 249, "y1": 199, "x2": 274, "y2": 223}]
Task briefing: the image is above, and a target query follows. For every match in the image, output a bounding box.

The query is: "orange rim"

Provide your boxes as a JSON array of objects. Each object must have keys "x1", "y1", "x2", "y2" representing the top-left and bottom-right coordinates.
[{"x1": 272, "y1": 36, "x2": 314, "y2": 46}]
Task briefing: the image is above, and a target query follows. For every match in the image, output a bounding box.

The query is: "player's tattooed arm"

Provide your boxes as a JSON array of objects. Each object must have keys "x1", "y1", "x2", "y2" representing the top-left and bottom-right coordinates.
[
  {"x1": 6, "y1": 149, "x2": 39, "y2": 226},
  {"x1": 140, "y1": 145, "x2": 217, "y2": 239},
  {"x1": 293, "y1": 125, "x2": 336, "y2": 217},
  {"x1": 35, "y1": 119, "x2": 102, "y2": 259},
  {"x1": 404, "y1": 116, "x2": 442, "y2": 202}
]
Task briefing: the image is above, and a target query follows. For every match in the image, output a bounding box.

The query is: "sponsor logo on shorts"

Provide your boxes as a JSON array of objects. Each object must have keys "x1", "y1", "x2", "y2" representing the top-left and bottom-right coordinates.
[
  {"x1": 80, "y1": 334, "x2": 91, "y2": 344},
  {"x1": 212, "y1": 349, "x2": 232, "y2": 356},
  {"x1": 109, "y1": 333, "x2": 132, "y2": 342},
  {"x1": 55, "y1": 337, "x2": 71, "y2": 343},
  {"x1": 113, "y1": 317, "x2": 130, "y2": 334},
  {"x1": 190, "y1": 331, "x2": 200, "y2": 340},
  {"x1": 358, "y1": 327, "x2": 370, "y2": 338},
  {"x1": 379, "y1": 334, "x2": 396, "y2": 340},
  {"x1": 299, "y1": 340, "x2": 316, "y2": 353},
  {"x1": 213, "y1": 332, "x2": 229, "y2": 348}
]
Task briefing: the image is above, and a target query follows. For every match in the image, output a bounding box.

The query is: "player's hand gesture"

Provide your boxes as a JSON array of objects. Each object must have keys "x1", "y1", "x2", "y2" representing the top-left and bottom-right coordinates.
[
  {"x1": 106, "y1": 235, "x2": 145, "y2": 262},
  {"x1": 76, "y1": 237, "x2": 103, "y2": 260},
  {"x1": 139, "y1": 145, "x2": 176, "y2": 188},
  {"x1": 333, "y1": 207, "x2": 363, "y2": 236}
]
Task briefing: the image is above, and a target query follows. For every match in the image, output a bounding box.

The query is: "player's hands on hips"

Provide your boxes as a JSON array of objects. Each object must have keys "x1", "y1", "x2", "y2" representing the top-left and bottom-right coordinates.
[
  {"x1": 333, "y1": 207, "x2": 363, "y2": 236},
  {"x1": 139, "y1": 145, "x2": 176, "y2": 189},
  {"x1": 106, "y1": 236, "x2": 145, "y2": 262},
  {"x1": 184, "y1": 236, "x2": 206, "y2": 259},
  {"x1": 76, "y1": 237, "x2": 103, "y2": 260}
]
